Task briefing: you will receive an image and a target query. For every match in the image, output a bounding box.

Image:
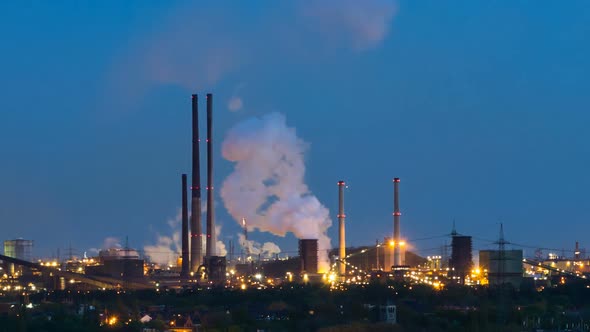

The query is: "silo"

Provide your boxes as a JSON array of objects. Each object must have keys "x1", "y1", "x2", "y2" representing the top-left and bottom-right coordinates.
[{"x1": 480, "y1": 249, "x2": 523, "y2": 288}]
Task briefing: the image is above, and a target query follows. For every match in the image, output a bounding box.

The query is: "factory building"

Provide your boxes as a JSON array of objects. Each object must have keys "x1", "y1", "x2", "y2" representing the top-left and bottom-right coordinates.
[
  {"x1": 85, "y1": 248, "x2": 144, "y2": 280},
  {"x1": 537, "y1": 242, "x2": 590, "y2": 275},
  {"x1": 4, "y1": 239, "x2": 33, "y2": 261},
  {"x1": 426, "y1": 255, "x2": 443, "y2": 270},
  {"x1": 330, "y1": 246, "x2": 425, "y2": 273},
  {"x1": 540, "y1": 259, "x2": 590, "y2": 274},
  {"x1": 299, "y1": 239, "x2": 319, "y2": 274},
  {"x1": 204, "y1": 256, "x2": 227, "y2": 282},
  {"x1": 450, "y1": 235, "x2": 472, "y2": 284},
  {"x1": 479, "y1": 249, "x2": 523, "y2": 288},
  {"x1": 3, "y1": 239, "x2": 33, "y2": 275}
]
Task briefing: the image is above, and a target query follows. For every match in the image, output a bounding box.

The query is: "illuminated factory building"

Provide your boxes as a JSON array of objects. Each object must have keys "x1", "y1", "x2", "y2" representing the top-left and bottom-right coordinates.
[{"x1": 3, "y1": 239, "x2": 33, "y2": 275}]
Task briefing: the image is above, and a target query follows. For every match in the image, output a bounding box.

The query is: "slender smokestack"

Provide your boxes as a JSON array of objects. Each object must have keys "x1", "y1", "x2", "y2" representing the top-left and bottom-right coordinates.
[
  {"x1": 338, "y1": 181, "x2": 346, "y2": 276},
  {"x1": 242, "y1": 218, "x2": 251, "y2": 261},
  {"x1": 190, "y1": 94, "x2": 203, "y2": 272},
  {"x1": 393, "y1": 178, "x2": 401, "y2": 266},
  {"x1": 181, "y1": 174, "x2": 189, "y2": 278},
  {"x1": 206, "y1": 93, "x2": 216, "y2": 257}
]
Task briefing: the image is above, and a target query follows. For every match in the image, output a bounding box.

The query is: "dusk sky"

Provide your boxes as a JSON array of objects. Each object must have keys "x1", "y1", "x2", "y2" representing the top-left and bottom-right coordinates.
[{"x1": 1, "y1": 1, "x2": 589, "y2": 261}]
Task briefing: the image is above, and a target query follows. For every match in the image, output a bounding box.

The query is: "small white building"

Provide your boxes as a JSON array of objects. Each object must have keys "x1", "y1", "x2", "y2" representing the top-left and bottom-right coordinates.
[{"x1": 379, "y1": 304, "x2": 397, "y2": 324}]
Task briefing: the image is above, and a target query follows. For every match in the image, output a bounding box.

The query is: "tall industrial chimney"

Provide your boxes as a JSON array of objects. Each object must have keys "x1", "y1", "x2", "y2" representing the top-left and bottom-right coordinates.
[
  {"x1": 242, "y1": 218, "x2": 249, "y2": 258},
  {"x1": 181, "y1": 174, "x2": 189, "y2": 278},
  {"x1": 190, "y1": 94, "x2": 203, "y2": 272},
  {"x1": 206, "y1": 93, "x2": 216, "y2": 257},
  {"x1": 338, "y1": 181, "x2": 346, "y2": 276},
  {"x1": 393, "y1": 178, "x2": 401, "y2": 266}
]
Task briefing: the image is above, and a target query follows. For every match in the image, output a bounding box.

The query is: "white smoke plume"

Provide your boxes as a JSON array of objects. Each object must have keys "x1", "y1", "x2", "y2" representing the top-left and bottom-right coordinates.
[
  {"x1": 214, "y1": 224, "x2": 228, "y2": 257},
  {"x1": 144, "y1": 208, "x2": 227, "y2": 266},
  {"x1": 106, "y1": 1, "x2": 397, "y2": 107},
  {"x1": 144, "y1": 209, "x2": 182, "y2": 266},
  {"x1": 203, "y1": 199, "x2": 228, "y2": 257},
  {"x1": 301, "y1": 0, "x2": 398, "y2": 50},
  {"x1": 261, "y1": 242, "x2": 281, "y2": 258},
  {"x1": 228, "y1": 96, "x2": 244, "y2": 112},
  {"x1": 102, "y1": 237, "x2": 122, "y2": 249},
  {"x1": 221, "y1": 113, "x2": 332, "y2": 272},
  {"x1": 87, "y1": 237, "x2": 123, "y2": 256},
  {"x1": 237, "y1": 233, "x2": 282, "y2": 259}
]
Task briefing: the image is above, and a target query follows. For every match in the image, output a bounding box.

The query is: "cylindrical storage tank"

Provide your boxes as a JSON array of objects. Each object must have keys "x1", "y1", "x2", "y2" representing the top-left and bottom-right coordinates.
[
  {"x1": 299, "y1": 239, "x2": 318, "y2": 274},
  {"x1": 484, "y1": 249, "x2": 523, "y2": 287}
]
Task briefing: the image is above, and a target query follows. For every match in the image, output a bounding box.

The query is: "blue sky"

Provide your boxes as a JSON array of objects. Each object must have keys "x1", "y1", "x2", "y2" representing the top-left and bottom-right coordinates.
[{"x1": 1, "y1": 1, "x2": 589, "y2": 260}]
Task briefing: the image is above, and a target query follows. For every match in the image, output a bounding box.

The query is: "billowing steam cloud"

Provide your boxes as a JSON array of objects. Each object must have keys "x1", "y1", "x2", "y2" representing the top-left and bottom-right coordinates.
[
  {"x1": 143, "y1": 210, "x2": 182, "y2": 266},
  {"x1": 144, "y1": 208, "x2": 227, "y2": 266},
  {"x1": 237, "y1": 234, "x2": 282, "y2": 259},
  {"x1": 213, "y1": 225, "x2": 227, "y2": 258},
  {"x1": 221, "y1": 113, "x2": 332, "y2": 272}
]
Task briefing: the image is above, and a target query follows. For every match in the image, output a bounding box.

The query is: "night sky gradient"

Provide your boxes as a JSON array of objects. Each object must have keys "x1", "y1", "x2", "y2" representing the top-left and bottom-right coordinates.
[{"x1": 1, "y1": 1, "x2": 589, "y2": 259}]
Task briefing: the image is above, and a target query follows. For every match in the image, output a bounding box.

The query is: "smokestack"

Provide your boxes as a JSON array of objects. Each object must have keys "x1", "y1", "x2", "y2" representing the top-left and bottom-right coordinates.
[
  {"x1": 242, "y1": 218, "x2": 249, "y2": 258},
  {"x1": 206, "y1": 93, "x2": 216, "y2": 257},
  {"x1": 338, "y1": 181, "x2": 346, "y2": 276},
  {"x1": 181, "y1": 174, "x2": 189, "y2": 278},
  {"x1": 190, "y1": 94, "x2": 203, "y2": 272},
  {"x1": 393, "y1": 178, "x2": 401, "y2": 266}
]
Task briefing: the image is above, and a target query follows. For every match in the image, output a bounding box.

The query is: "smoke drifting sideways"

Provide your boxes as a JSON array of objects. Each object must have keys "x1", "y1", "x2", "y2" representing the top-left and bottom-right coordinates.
[
  {"x1": 105, "y1": 0, "x2": 397, "y2": 112},
  {"x1": 144, "y1": 209, "x2": 227, "y2": 267},
  {"x1": 221, "y1": 113, "x2": 332, "y2": 272}
]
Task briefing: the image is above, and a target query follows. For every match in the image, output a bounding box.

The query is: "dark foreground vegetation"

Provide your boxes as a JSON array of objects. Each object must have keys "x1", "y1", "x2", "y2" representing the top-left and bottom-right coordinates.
[{"x1": 1, "y1": 279, "x2": 590, "y2": 331}]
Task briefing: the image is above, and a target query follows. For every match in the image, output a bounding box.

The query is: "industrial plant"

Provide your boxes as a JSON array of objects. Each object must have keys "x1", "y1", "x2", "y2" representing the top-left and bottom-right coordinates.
[
  {"x1": 1, "y1": 93, "x2": 589, "y2": 295},
  {"x1": 2, "y1": 93, "x2": 590, "y2": 332}
]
